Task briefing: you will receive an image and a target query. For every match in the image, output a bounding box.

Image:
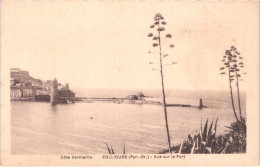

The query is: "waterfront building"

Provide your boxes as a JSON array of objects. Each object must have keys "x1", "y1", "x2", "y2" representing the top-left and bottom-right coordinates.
[
  {"x1": 57, "y1": 83, "x2": 75, "y2": 98},
  {"x1": 58, "y1": 89, "x2": 75, "y2": 98},
  {"x1": 10, "y1": 78, "x2": 15, "y2": 86},
  {"x1": 10, "y1": 87, "x2": 22, "y2": 99},
  {"x1": 21, "y1": 87, "x2": 35, "y2": 98},
  {"x1": 36, "y1": 89, "x2": 49, "y2": 95},
  {"x1": 10, "y1": 68, "x2": 76, "y2": 102},
  {"x1": 15, "y1": 83, "x2": 22, "y2": 87}
]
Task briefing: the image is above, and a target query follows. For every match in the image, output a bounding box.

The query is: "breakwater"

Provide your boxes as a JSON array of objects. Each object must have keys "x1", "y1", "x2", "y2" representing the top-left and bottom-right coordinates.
[{"x1": 78, "y1": 97, "x2": 200, "y2": 108}]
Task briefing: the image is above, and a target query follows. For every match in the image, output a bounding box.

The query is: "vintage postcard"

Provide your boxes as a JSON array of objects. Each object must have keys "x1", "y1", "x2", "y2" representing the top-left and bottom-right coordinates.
[{"x1": 1, "y1": 0, "x2": 259, "y2": 166}]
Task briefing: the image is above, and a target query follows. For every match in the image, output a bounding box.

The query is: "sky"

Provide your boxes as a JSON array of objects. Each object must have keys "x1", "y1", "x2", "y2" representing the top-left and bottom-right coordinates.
[{"x1": 2, "y1": 1, "x2": 259, "y2": 91}]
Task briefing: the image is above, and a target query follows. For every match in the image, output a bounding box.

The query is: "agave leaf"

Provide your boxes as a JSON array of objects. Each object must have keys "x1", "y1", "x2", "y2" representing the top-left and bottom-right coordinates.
[
  {"x1": 196, "y1": 135, "x2": 199, "y2": 150},
  {"x1": 207, "y1": 134, "x2": 215, "y2": 146},
  {"x1": 200, "y1": 118, "x2": 203, "y2": 135},
  {"x1": 191, "y1": 141, "x2": 196, "y2": 154},
  {"x1": 202, "y1": 119, "x2": 208, "y2": 142},
  {"x1": 188, "y1": 134, "x2": 192, "y2": 144},
  {"x1": 123, "y1": 143, "x2": 125, "y2": 154},
  {"x1": 221, "y1": 146, "x2": 228, "y2": 154},
  {"x1": 224, "y1": 126, "x2": 233, "y2": 129},
  {"x1": 179, "y1": 141, "x2": 184, "y2": 154},
  {"x1": 106, "y1": 143, "x2": 111, "y2": 154},
  {"x1": 198, "y1": 134, "x2": 201, "y2": 148},
  {"x1": 208, "y1": 120, "x2": 214, "y2": 139},
  {"x1": 111, "y1": 146, "x2": 114, "y2": 154},
  {"x1": 205, "y1": 147, "x2": 212, "y2": 154},
  {"x1": 215, "y1": 118, "x2": 218, "y2": 133}
]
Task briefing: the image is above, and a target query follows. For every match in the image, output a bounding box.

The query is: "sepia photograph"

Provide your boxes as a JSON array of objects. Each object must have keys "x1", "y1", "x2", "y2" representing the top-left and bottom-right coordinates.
[{"x1": 1, "y1": 1, "x2": 259, "y2": 166}]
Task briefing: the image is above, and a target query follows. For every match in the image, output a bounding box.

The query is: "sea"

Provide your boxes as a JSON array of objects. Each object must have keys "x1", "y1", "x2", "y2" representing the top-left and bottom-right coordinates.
[{"x1": 11, "y1": 89, "x2": 246, "y2": 154}]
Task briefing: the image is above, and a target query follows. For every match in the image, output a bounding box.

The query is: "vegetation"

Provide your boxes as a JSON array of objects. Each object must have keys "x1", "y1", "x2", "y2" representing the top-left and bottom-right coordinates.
[
  {"x1": 106, "y1": 143, "x2": 125, "y2": 154},
  {"x1": 105, "y1": 25, "x2": 247, "y2": 156},
  {"x1": 147, "y1": 13, "x2": 175, "y2": 154},
  {"x1": 220, "y1": 46, "x2": 246, "y2": 122},
  {"x1": 160, "y1": 118, "x2": 246, "y2": 154}
]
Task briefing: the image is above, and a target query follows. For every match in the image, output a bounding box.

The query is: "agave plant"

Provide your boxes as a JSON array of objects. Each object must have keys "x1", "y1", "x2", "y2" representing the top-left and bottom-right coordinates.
[
  {"x1": 224, "y1": 117, "x2": 246, "y2": 153},
  {"x1": 219, "y1": 46, "x2": 246, "y2": 122},
  {"x1": 147, "y1": 13, "x2": 175, "y2": 154},
  {"x1": 177, "y1": 119, "x2": 219, "y2": 154},
  {"x1": 105, "y1": 143, "x2": 126, "y2": 154},
  {"x1": 160, "y1": 118, "x2": 247, "y2": 154}
]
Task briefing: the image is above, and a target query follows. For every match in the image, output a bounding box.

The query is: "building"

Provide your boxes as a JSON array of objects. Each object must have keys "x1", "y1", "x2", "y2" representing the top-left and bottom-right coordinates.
[
  {"x1": 42, "y1": 80, "x2": 52, "y2": 91},
  {"x1": 10, "y1": 68, "x2": 76, "y2": 102},
  {"x1": 10, "y1": 68, "x2": 20, "y2": 73},
  {"x1": 21, "y1": 87, "x2": 35, "y2": 97},
  {"x1": 10, "y1": 69, "x2": 29, "y2": 78},
  {"x1": 36, "y1": 88, "x2": 49, "y2": 95},
  {"x1": 10, "y1": 68, "x2": 42, "y2": 87},
  {"x1": 10, "y1": 87, "x2": 22, "y2": 99},
  {"x1": 10, "y1": 78, "x2": 15, "y2": 86},
  {"x1": 58, "y1": 89, "x2": 75, "y2": 98},
  {"x1": 127, "y1": 92, "x2": 145, "y2": 101},
  {"x1": 57, "y1": 83, "x2": 75, "y2": 98}
]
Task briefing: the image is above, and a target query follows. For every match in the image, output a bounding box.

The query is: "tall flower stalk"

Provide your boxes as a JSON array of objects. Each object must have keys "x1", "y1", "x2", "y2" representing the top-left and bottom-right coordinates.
[
  {"x1": 148, "y1": 13, "x2": 175, "y2": 153},
  {"x1": 220, "y1": 46, "x2": 245, "y2": 122}
]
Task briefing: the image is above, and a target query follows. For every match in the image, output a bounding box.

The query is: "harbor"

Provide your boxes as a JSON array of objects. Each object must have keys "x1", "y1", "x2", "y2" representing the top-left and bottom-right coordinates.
[
  {"x1": 10, "y1": 68, "x2": 207, "y2": 108},
  {"x1": 11, "y1": 91, "x2": 246, "y2": 154}
]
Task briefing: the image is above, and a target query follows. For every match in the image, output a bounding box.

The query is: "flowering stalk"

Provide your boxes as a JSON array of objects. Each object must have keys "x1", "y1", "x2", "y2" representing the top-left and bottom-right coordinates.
[
  {"x1": 148, "y1": 13, "x2": 175, "y2": 153},
  {"x1": 220, "y1": 46, "x2": 245, "y2": 122}
]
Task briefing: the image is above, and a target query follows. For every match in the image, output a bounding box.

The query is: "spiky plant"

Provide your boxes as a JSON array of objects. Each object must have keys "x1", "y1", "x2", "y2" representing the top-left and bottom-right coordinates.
[
  {"x1": 105, "y1": 143, "x2": 126, "y2": 154},
  {"x1": 220, "y1": 46, "x2": 246, "y2": 122},
  {"x1": 147, "y1": 13, "x2": 175, "y2": 154},
  {"x1": 225, "y1": 116, "x2": 246, "y2": 153},
  {"x1": 177, "y1": 119, "x2": 219, "y2": 154},
  {"x1": 160, "y1": 118, "x2": 247, "y2": 154}
]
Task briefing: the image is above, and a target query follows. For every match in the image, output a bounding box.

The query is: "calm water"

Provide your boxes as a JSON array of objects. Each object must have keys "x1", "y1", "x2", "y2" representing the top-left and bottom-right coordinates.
[{"x1": 11, "y1": 90, "x2": 246, "y2": 154}]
